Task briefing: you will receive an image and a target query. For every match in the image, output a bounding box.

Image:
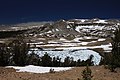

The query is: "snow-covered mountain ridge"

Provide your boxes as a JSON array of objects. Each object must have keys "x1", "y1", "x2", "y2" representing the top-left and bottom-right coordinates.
[
  {"x1": 18, "y1": 19, "x2": 119, "y2": 54},
  {"x1": 30, "y1": 18, "x2": 119, "y2": 39},
  {"x1": 0, "y1": 18, "x2": 119, "y2": 56}
]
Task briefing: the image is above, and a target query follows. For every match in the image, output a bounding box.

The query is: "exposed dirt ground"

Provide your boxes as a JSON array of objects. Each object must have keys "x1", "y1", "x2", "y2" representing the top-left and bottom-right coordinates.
[{"x1": 0, "y1": 66, "x2": 120, "y2": 80}]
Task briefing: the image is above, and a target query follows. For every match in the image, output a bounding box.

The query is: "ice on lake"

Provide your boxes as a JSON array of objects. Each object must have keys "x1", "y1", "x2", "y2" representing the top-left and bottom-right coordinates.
[{"x1": 29, "y1": 49, "x2": 101, "y2": 65}]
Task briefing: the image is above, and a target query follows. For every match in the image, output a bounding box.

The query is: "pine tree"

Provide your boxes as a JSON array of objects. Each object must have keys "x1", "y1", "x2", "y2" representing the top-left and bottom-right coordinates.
[
  {"x1": 9, "y1": 37, "x2": 29, "y2": 66},
  {"x1": 52, "y1": 56, "x2": 61, "y2": 67},
  {"x1": 52, "y1": 57, "x2": 58, "y2": 67},
  {"x1": 76, "y1": 59, "x2": 81, "y2": 66},
  {"x1": 81, "y1": 64, "x2": 93, "y2": 80},
  {"x1": 109, "y1": 26, "x2": 120, "y2": 72},
  {"x1": 64, "y1": 56, "x2": 71, "y2": 67},
  {"x1": 0, "y1": 43, "x2": 11, "y2": 66},
  {"x1": 41, "y1": 52, "x2": 52, "y2": 66},
  {"x1": 85, "y1": 55, "x2": 94, "y2": 66},
  {"x1": 27, "y1": 51, "x2": 40, "y2": 65}
]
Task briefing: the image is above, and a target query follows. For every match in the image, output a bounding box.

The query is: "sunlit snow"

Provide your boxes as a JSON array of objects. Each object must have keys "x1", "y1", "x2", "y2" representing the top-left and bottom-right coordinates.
[
  {"x1": 29, "y1": 49, "x2": 101, "y2": 65},
  {"x1": 75, "y1": 25, "x2": 105, "y2": 33},
  {"x1": 98, "y1": 39, "x2": 106, "y2": 41},
  {"x1": 95, "y1": 20, "x2": 107, "y2": 23},
  {"x1": 55, "y1": 43, "x2": 112, "y2": 51},
  {"x1": 7, "y1": 65, "x2": 71, "y2": 73}
]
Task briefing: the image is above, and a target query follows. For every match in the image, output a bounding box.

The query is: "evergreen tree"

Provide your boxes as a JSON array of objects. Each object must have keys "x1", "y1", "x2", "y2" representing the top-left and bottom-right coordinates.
[
  {"x1": 107, "y1": 26, "x2": 120, "y2": 72},
  {"x1": 112, "y1": 28, "x2": 120, "y2": 64},
  {"x1": 9, "y1": 37, "x2": 29, "y2": 66},
  {"x1": 81, "y1": 65, "x2": 93, "y2": 80},
  {"x1": 64, "y1": 56, "x2": 71, "y2": 67},
  {"x1": 52, "y1": 56, "x2": 61, "y2": 67},
  {"x1": 56, "y1": 56, "x2": 61, "y2": 67},
  {"x1": 76, "y1": 59, "x2": 81, "y2": 66},
  {"x1": 0, "y1": 43, "x2": 11, "y2": 66},
  {"x1": 41, "y1": 52, "x2": 52, "y2": 66},
  {"x1": 69, "y1": 57, "x2": 76, "y2": 66},
  {"x1": 52, "y1": 57, "x2": 58, "y2": 67},
  {"x1": 85, "y1": 55, "x2": 94, "y2": 66},
  {"x1": 27, "y1": 51, "x2": 40, "y2": 65}
]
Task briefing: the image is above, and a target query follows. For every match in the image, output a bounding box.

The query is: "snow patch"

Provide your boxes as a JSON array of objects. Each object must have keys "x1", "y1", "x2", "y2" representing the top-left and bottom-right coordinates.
[
  {"x1": 81, "y1": 19, "x2": 86, "y2": 22},
  {"x1": 56, "y1": 29, "x2": 59, "y2": 31},
  {"x1": 83, "y1": 36, "x2": 93, "y2": 39},
  {"x1": 91, "y1": 41, "x2": 97, "y2": 43},
  {"x1": 55, "y1": 43, "x2": 112, "y2": 51},
  {"x1": 7, "y1": 65, "x2": 71, "y2": 73},
  {"x1": 0, "y1": 41, "x2": 5, "y2": 43},
  {"x1": 80, "y1": 42, "x2": 89, "y2": 45},
  {"x1": 75, "y1": 25, "x2": 105, "y2": 33},
  {"x1": 73, "y1": 37, "x2": 82, "y2": 42},
  {"x1": 47, "y1": 31, "x2": 52, "y2": 33},
  {"x1": 95, "y1": 20, "x2": 107, "y2": 23},
  {"x1": 67, "y1": 25, "x2": 71, "y2": 28},
  {"x1": 60, "y1": 38, "x2": 66, "y2": 41},
  {"x1": 98, "y1": 39, "x2": 106, "y2": 41}
]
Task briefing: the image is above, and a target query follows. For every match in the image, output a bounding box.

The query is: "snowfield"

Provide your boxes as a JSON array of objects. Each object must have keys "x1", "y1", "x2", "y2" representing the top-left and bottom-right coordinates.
[
  {"x1": 75, "y1": 25, "x2": 105, "y2": 33},
  {"x1": 55, "y1": 43, "x2": 112, "y2": 51},
  {"x1": 6, "y1": 49, "x2": 102, "y2": 73},
  {"x1": 29, "y1": 49, "x2": 101, "y2": 65},
  {"x1": 7, "y1": 65, "x2": 72, "y2": 73}
]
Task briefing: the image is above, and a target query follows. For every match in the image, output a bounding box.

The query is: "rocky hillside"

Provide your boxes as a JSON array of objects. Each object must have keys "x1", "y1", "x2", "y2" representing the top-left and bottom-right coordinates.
[
  {"x1": 0, "y1": 18, "x2": 120, "y2": 54},
  {"x1": 17, "y1": 18, "x2": 119, "y2": 53},
  {"x1": 27, "y1": 18, "x2": 120, "y2": 38}
]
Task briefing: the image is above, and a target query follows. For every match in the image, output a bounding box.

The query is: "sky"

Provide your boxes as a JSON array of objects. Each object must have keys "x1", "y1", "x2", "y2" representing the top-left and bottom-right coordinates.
[{"x1": 0, "y1": 0, "x2": 120, "y2": 24}]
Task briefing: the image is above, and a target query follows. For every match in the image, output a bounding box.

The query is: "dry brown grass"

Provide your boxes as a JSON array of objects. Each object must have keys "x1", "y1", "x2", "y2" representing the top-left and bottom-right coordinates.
[{"x1": 1, "y1": 66, "x2": 120, "y2": 80}]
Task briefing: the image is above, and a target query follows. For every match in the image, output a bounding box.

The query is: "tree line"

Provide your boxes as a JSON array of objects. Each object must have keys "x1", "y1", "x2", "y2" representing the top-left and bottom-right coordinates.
[{"x1": 28, "y1": 52, "x2": 94, "y2": 67}]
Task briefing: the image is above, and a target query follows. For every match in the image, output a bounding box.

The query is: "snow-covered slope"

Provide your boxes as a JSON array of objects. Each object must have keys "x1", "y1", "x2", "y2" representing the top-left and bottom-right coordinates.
[
  {"x1": 25, "y1": 18, "x2": 118, "y2": 53},
  {"x1": 27, "y1": 18, "x2": 119, "y2": 39}
]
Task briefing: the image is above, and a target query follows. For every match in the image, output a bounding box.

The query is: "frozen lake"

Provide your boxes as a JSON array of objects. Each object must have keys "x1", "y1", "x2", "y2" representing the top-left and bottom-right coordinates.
[{"x1": 29, "y1": 49, "x2": 101, "y2": 65}]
